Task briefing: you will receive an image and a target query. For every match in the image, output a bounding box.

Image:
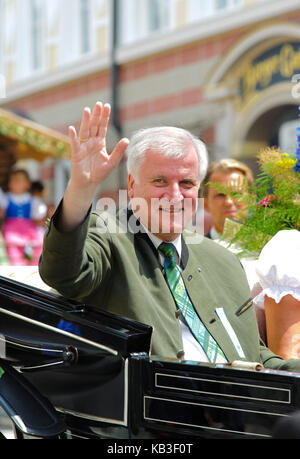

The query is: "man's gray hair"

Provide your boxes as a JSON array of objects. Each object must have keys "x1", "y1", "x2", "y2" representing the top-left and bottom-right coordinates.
[{"x1": 126, "y1": 126, "x2": 208, "y2": 186}]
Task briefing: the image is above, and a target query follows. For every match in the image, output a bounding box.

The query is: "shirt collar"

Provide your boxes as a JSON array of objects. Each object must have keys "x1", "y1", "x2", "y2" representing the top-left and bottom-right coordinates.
[{"x1": 139, "y1": 221, "x2": 182, "y2": 259}]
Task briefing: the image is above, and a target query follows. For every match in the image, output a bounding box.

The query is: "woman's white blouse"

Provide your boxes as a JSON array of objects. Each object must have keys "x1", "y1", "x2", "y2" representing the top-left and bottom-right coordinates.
[{"x1": 254, "y1": 230, "x2": 300, "y2": 308}]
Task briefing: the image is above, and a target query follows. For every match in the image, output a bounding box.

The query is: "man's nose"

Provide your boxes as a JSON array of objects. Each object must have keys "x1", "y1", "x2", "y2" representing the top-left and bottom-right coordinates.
[{"x1": 167, "y1": 183, "x2": 184, "y2": 201}]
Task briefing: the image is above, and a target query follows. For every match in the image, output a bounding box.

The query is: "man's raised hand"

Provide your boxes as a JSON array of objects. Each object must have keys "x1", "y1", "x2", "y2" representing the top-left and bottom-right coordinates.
[
  {"x1": 59, "y1": 102, "x2": 129, "y2": 232},
  {"x1": 68, "y1": 102, "x2": 129, "y2": 189}
]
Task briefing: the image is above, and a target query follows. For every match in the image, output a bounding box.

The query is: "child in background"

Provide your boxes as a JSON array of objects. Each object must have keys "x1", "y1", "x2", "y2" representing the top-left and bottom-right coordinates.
[
  {"x1": 30, "y1": 180, "x2": 46, "y2": 199},
  {"x1": 0, "y1": 169, "x2": 47, "y2": 265},
  {"x1": 30, "y1": 180, "x2": 48, "y2": 229}
]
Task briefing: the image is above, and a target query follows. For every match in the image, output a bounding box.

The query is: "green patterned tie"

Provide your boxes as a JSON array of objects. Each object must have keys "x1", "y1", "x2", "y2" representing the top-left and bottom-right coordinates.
[{"x1": 159, "y1": 242, "x2": 227, "y2": 363}]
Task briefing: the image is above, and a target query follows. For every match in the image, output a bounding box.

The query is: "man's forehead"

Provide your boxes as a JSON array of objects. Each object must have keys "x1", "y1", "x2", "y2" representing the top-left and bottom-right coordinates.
[{"x1": 145, "y1": 147, "x2": 198, "y2": 165}]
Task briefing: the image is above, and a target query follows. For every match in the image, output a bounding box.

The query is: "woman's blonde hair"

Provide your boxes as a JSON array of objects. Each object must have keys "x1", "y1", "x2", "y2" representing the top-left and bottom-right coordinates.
[{"x1": 201, "y1": 158, "x2": 254, "y2": 197}]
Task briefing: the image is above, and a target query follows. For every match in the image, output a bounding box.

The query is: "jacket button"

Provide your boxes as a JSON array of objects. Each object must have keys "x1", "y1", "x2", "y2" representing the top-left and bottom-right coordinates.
[
  {"x1": 188, "y1": 275, "x2": 192, "y2": 281},
  {"x1": 177, "y1": 350, "x2": 185, "y2": 359}
]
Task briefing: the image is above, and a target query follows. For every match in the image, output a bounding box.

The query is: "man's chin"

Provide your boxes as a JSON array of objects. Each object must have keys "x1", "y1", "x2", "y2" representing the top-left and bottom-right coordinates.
[
  {"x1": 151, "y1": 221, "x2": 188, "y2": 239},
  {"x1": 155, "y1": 233, "x2": 181, "y2": 242}
]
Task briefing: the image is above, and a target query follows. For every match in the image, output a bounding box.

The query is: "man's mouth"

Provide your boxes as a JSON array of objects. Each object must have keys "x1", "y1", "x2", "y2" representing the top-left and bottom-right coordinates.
[{"x1": 159, "y1": 207, "x2": 183, "y2": 213}]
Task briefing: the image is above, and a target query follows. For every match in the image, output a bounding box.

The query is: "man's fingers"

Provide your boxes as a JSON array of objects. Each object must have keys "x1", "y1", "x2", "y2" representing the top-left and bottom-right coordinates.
[
  {"x1": 69, "y1": 126, "x2": 80, "y2": 156},
  {"x1": 74, "y1": 102, "x2": 112, "y2": 146},
  {"x1": 90, "y1": 102, "x2": 102, "y2": 137},
  {"x1": 79, "y1": 107, "x2": 91, "y2": 142},
  {"x1": 70, "y1": 103, "x2": 124, "y2": 169},
  {"x1": 97, "y1": 103, "x2": 111, "y2": 140},
  {"x1": 109, "y1": 138, "x2": 129, "y2": 168}
]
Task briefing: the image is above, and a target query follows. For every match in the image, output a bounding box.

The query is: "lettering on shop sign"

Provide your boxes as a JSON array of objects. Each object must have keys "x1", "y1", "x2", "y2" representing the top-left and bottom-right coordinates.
[{"x1": 236, "y1": 42, "x2": 300, "y2": 105}]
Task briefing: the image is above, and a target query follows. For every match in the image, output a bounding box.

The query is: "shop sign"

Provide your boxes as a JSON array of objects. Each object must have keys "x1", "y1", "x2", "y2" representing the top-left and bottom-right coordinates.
[{"x1": 237, "y1": 42, "x2": 300, "y2": 104}]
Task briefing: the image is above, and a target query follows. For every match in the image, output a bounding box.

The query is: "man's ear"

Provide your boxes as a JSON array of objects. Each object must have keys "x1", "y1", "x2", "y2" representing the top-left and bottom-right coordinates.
[{"x1": 128, "y1": 174, "x2": 135, "y2": 199}]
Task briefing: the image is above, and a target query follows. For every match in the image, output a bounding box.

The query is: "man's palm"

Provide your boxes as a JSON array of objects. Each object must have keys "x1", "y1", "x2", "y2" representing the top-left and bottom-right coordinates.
[{"x1": 69, "y1": 102, "x2": 129, "y2": 188}]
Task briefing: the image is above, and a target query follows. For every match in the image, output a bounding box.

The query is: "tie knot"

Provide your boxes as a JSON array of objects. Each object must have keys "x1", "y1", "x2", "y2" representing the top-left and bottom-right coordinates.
[{"x1": 159, "y1": 242, "x2": 176, "y2": 259}]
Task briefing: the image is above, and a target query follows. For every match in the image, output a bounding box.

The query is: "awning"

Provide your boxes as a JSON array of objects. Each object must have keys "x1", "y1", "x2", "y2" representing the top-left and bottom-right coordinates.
[{"x1": 0, "y1": 108, "x2": 71, "y2": 162}]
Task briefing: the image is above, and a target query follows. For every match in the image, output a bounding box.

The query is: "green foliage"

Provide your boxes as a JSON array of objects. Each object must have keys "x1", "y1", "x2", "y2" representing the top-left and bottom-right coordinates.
[{"x1": 217, "y1": 149, "x2": 300, "y2": 256}]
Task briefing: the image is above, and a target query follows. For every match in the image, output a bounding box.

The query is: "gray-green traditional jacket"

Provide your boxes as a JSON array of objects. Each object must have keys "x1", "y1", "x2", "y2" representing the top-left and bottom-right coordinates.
[{"x1": 39, "y1": 205, "x2": 300, "y2": 371}]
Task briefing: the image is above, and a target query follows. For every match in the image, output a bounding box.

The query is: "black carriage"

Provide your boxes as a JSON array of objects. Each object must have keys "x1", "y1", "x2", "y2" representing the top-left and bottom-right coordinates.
[{"x1": 0, "y1": 275, "x2": 299, "y2": 440}]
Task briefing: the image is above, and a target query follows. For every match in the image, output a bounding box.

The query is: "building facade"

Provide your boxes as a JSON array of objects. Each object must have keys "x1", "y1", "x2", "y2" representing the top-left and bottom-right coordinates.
[{"x1": 0, "y1": 0, "x2": 300, "y2": 205}]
